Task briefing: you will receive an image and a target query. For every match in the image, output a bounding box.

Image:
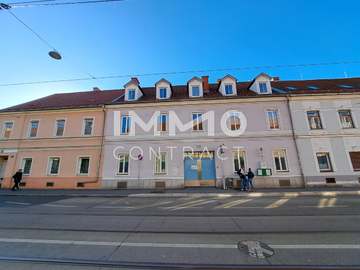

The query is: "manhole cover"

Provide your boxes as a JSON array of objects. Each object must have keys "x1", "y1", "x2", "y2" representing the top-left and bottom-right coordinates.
[{"x1": 238, "y1": 240, "x2": 275, "y2": 259}]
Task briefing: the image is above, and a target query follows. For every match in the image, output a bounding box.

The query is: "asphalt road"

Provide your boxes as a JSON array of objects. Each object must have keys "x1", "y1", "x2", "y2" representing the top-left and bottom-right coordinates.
[{"x1": 0, "y1": 193, "x2": 359, "y2": 269}]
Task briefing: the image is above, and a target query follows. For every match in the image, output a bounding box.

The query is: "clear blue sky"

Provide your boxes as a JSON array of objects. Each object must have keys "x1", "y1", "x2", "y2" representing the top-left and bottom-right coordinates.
[{"x1": 1, "y1": 0, "x2": 360, "y2": 109}]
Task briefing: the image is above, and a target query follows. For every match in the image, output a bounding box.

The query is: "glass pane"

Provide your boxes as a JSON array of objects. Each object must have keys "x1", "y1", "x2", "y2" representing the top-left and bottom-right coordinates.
[
  {"x1": 56, "y1": 120, "x2": 65, "y2": 136},
  {"x1": 192, "y1": 86, "x2": 200, "y2": 96},
  {"x1": 30, "y1": 121, "x2": 39, "y2": 137},
  {"x1": 274, "y1": 157, "x2": 281, "y2": 171},
  {"x1": 280, "y1": 157, "x2": 287, "y2": 171},
  {"x1": 84, "y1": 119, "x2": 93, "y2": 135},
  {"x1": 50, "y1": 159, "x2": 60, "y2": 174},
  {"x1": 80, "y1": 158, "x2": 89, "y2": 174},
  {"x1": 23, "y1": 159, "x2": 32, "y2": 175}
]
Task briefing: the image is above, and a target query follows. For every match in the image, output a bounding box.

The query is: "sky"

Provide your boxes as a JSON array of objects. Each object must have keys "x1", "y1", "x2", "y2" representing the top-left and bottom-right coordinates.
[{"x1": 1, "y1": 0, "x2": 360, "y2": 109}]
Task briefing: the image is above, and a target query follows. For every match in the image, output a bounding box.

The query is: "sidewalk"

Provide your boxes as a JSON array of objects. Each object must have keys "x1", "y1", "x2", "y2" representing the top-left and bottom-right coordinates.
[{"x1": 0, "y1": 187, "x2": 360, "y2": 198}]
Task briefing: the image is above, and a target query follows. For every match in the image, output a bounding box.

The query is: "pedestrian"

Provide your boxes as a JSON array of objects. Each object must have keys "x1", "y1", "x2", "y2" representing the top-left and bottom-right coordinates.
[
  {"x1": 11, "y1": 169, "x2": 23, "y2": 191},
  {"x1": 247, "y1": 168, "x2": 255, "y2": 191},
  {"x1": 237, "y1": 168, "x2": 247, "y2": 191}
]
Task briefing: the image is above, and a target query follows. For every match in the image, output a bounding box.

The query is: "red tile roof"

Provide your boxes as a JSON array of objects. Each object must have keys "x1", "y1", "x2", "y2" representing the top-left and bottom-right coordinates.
[{"x1": 1, "y1": 77, "x2": 360, "y2": 112}]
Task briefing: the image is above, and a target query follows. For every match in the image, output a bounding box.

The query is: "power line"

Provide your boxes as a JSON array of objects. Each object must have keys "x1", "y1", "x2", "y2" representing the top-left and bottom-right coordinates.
[
  {"x1": 1, "y1": 60, "x2": 359, "y2": 87},
  {"x1": 4, "y1": 0, "x2": 126, "y2": 8}
]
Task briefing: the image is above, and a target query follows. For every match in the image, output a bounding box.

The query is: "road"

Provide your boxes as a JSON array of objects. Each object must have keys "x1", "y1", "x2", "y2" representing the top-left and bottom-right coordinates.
[{"x1": 0, "y1": 193, "x2": 359, "y2": 269}]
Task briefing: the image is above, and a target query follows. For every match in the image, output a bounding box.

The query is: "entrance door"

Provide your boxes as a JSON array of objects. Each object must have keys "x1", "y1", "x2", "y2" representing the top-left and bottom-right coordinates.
[
  {"x1": 0, "y1": 157, "x2": 7, "y2": 181},
  {"x1": 184, "y1": 151, "x2": 216, "y2": 187}
]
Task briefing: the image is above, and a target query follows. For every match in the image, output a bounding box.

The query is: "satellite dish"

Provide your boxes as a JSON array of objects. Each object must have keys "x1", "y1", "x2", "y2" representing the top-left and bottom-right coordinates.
[{"x1": 49, "y1": 50, "x2": 62, "y2": 60}]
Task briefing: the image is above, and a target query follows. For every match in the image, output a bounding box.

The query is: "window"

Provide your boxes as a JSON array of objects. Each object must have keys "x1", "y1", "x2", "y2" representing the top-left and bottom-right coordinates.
[
  {"x1": 3, "y1": 122, "x2": 13, "y2": 139},
  {"x1": 307, "y1": 110, "x2": 323, "y2": 130},
  {"x1": 121, "y1": 115, "x2": 131, "y2": 135},
  {"x1": 259, "y1": 82, "x2": 268, "y2": 93},
  {"x1": 349, "y1": 152, "x2": 360, "y2": 171},
  {"x1": 224, "y1": 84, "x2": 233, "y2": 95},
  {"x1": 29, "y1": 120, "x2": 39, "y2": 138},
  {"x1": 78, "y1": 157, "x2": 90, "y2": 175},
  {"x1": 83, "y1": 118, "x2": 94, "y2": 136},
  {"x1": 191, "y1": 86, "x2": 200, "y2": 97},
  {"x1": 159, "y1": 88, "x2": 167, "y2": 99},
  {"x1": 128, "y1": 89, "x2": 136, "y2": 100},
  {"x1": 267, "y1": 110, "x2": 280, "y2": 129},
  {"x1": 228, "y1": 112, "x2": 241, "y2": 131},
  {"x1": 192, "y1": 113, "x2": 203, "y2": 131},
  {"x1": 338, "y1": 110, "x2": 354, "y2": 129},
  {"x1": 48, "y1": 157, "x2": 60, "y2": 175},
  {"x1": 316, "y1": 152, "x2": 333, "y2": 172},
  {"x1": 154, "y1": 152, "x2": 166, "y2": 174},
  {"x1": 21, "y1": 158, "x2": 32, "y2": 175},
  {"x1": 158, "y1": 113, "x2": 168, "y2": 132},
  {"x1": 273, "y1": 149, "x2": 288, "y2": 172},
  {"x1": 233, "y1": 150, "x2": 246, "y2": 172},
  {"x1": 118, "y1": 154, "x2": 129, "y2": 175},
  {"x1": 55, "y1": 119, "x2": 65, "y2": 137}
]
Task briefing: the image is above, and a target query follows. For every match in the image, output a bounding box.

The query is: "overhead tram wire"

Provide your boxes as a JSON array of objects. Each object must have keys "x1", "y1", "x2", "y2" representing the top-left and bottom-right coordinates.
[
  {"x1": 0, "y1": 60, "x2": 360, "y2": 87},
  {"x1": 5, "y1": 0, "x2": 126, "y2": 8}
]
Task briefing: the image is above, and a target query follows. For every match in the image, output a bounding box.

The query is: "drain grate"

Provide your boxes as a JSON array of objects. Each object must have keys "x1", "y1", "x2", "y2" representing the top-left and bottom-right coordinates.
[{"x1": 238, "y1": 240, "x2": 275, "y2": 259}]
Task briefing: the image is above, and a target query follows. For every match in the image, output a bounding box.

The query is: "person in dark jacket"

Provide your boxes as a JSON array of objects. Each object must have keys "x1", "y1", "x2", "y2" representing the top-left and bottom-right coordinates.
[
  {"x1": 247, "y1": 168, "x2": 255, "y2": 191},
  {"x1": 237, "y1": 168, "x2": 248, "y2": 191},
  {"x1": 11, "y1": 169, "x2": 23, "y2": 191}
]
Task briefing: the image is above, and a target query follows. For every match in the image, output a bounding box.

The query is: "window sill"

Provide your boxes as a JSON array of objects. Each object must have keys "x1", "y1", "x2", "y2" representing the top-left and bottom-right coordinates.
[{"x1": 116, "y1": 173, "x2": 129, "y2": 176}]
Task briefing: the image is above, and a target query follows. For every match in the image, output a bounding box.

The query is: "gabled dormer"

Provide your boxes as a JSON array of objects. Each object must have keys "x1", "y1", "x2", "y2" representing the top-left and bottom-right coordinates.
[
  {"x1": 249, "y1": 73, "x2": 272, "y2": 94},
  {"x1": 218, "y1": 75, "x2": 237, "y2": 96},
  {"x1": 155, "y1": 78, "x2": 172, "y2": 100},
  {"x1": 124, "y1": 77, "x2": 143, "y2": 101},
  {"x1": 187, "y1": 77, "x2": 203, "y2": 98}
]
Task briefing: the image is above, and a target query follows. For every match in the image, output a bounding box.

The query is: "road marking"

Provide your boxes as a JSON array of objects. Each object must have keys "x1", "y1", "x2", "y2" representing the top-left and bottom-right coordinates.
[
  {"x1": 265, "y1": 198, "x2": 290, "y2": 209},
  {"x1": 318, "y1": 198, "x2": 338, "y2": 208},
  {"x1": 214, "y1": 199, "x2": 253, "y2": 209},
  {"x1": 93, "y1": 206, "x2": 136, "y2": 209},
  {"x1": 135, "y1": 200, "x2": 174, "y2": 209},
  {"x1": 163, "y1": 199, "x2": 207, "y2": 210},
  {"x1": 4, "y1": 201, "x2": 31, "y2": 206},
  {"x1": 170, "y1": 200, "x2": 217, "y2": 210},
  {"x1": 0, "y1": 238, "x2": 358, "y2": 250},
  {"x1": 42, "y1": 204, "x2": 77, "y2": 208},
  {"x1": 299, "y1": 205, "x2": 348, "y2": 208}
]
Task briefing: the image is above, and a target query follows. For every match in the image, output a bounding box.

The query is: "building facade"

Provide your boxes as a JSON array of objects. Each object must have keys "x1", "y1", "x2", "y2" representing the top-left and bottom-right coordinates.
[{"x1": 0, "y1": 75, "x2": 359, "y2": 189}]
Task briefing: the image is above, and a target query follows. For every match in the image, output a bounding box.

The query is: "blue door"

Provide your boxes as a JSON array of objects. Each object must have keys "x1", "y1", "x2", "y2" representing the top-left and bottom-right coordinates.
[
  {"x1": 201, "y1": 158, "x2": 216, "y2": 180},
  {"x1": 184, "y1": 152, "x2": 216, "y2": 187}
]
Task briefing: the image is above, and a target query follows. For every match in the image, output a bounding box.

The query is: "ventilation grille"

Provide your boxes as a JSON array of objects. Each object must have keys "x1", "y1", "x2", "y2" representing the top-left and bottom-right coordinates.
[
  {"x1": 326, "y1": 178, "x2": 336, "y2": 184},
  {"x1": 46, "y1": 182, "x2": 54, "y2": 187},
  {"x1": 77, "y1": 182, "x2": 85, "y2": 188},
  {"x1": 279, "y1": 179, "x2": 291, "y2": 187},
  {"x1": 117, "y1": 181, "x2": 127, "y2": 189}
]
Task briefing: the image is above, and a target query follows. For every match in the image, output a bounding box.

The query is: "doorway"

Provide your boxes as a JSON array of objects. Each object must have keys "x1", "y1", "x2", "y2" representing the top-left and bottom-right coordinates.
[
  {"x1": 0, "y1": 156, "x2": 8, "y2": 182},
  {"x1": 184, "y1": 151, "x2": 216, "y2": 187}
]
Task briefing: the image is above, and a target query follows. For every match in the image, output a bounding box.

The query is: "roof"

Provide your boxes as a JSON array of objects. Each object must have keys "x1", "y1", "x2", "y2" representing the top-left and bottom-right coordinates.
[
  {"x1": 1, "y1": 89, "x2": 123, "y2": 113},
  {"x1": 1, "y1": 77, "x2": 360, "y2": 113}
]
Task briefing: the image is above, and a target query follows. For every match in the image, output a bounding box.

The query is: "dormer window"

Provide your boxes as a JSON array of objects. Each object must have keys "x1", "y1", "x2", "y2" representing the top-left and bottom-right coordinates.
[
  {"x1": 259, "y1": 82, "x2": 268, "y2": 93},
  {"x1": 225, "y1": 84, "x2": 233, "y2": 95},
  {"x1": 191, "y1": 86, "x2": 200, "y2": 97},
  {"x1": 159, "y1": 88, "x2": 167, "y2": 99},
  {"x1": 128, "y1": 89, "x2": 136, "y2": 100}
]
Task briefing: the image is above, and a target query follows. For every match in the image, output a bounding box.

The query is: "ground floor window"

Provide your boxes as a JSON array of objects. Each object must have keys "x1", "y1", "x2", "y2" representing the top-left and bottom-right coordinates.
[
  {"x1": 349, "y1": 151, "x2": 360, "y2": 171},
  {"x1": 48, "y1": 157, "x2": 60, "y2": 175},
  {"x1": 273, "y1": 149, "x2": 288, "y2": 172},
  {"x1": 316, "y1": 152, "x2": 333, "y2": 172},
  {"x1": 78, "y1": 157, "x2": 90, "y2": 175},
  {"x1": 21, "y1": 158, "x2": 32, "y2": 175},
  {"x1": 154, "y1": 152, "x2": 166, "y2": 174},
  {"x1": 233, "y1": 150, "x2": 246, "y2": 172},
  {"x1": 118, "y1": 154, "x2": 129, "y2": 175}
]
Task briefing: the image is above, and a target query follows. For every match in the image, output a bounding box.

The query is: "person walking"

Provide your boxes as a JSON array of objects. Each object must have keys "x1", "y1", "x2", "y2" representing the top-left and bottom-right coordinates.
[
  {"x1": 237, "y1": 168, "x2": 248, "y2": 191},
  {"x1": 11, "y1": 169, "x2": 23, "y2": 191},
  {"x1": 247, "y1": 168, "x2": 255, "y2": 191}
]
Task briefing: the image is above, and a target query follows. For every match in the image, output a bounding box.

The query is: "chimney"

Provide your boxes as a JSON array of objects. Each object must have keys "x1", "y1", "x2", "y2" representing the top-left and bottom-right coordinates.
[
  {"x1": 93, "y1": 87, "x2": 101, "y2": 91},
  {"x1": 272, "y1": 76, "x2": 280, "y2": 81},
  {"x1": 202, "y1": 76, "x2": 209, "y2": 92}
]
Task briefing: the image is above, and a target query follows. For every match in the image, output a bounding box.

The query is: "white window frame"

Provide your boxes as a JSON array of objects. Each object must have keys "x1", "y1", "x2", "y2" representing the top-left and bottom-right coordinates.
[
  {"x1": 266, "y1": 109, "x2": 280, "y2": 130},
  {"x1": 258, "y1": 82, "x2": 268, "y2": 93},
  {"x1": 159, "y1": 87, "x2": 168, "y2": 99},
  {"x1": 54, "y1": 118, "x2": 66, "y2": 137},
  {"x1": 127, "y1": 89, "x2": 136, "y2": 101},
  {"x1": 338, "y1": 109, "x2": 355, "y2": 129},
  {"x1": 28, "y1": 120, "x2": 40, "y2": 138},
  {"x1": 273, "y1": 149, "x2": 289, "y2": 172},
  {"x1": 82, "y1": 117, "x2": 95, "y2": 136},
  {"x1": 120, "y1": 115, "x2": 131, "y2": 135},
  {"x1": 316, "y1": 152, "x2": 333, "y2": 173},
  {"x1": 192, "y1": 112, "x2": 204, "y2": 132},
  {"x1": 306, "y1": 110, "x2": 323, "y2": 130},
  {"x1": 158, "y1": 113, "x2": 168, "y2": 133},
  {"x1": 2, "y1": 121, "x2": 14, "y2": 139},
  {"x1": 190, "y1": 85, "x2": 201, "y2": 97},
  {"x1": 224, "y1": 83, "x2": 234, "y2": 95},
  {"x1": 153, "y1": 152, "x2": 167, "y2": 175},
  {"x1": 228, "y1": 111, "x2": 241, "y2": 131},
  {"x1": 117, "y1": 153, "x2": 129, "y2": 175},
  {"x1": 21, "y1": 157, "x2": 33, "y2": 176},
  {"x1": 47, "y1": 157, "x2": 61, "y2": 176},
  {"x1": 232, "y1": 149, "x2": 247, "y2": 173},
  {"x1": 77, "y1": 156, "x2": 91, "y2": 176}
]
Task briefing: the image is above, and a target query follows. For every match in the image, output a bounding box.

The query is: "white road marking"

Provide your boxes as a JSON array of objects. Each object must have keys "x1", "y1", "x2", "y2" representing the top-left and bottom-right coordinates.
[
  {"x1": 214, "y1": 199, "x2": 253, "y2": 209},
  {"x1": 265, "y1": 198, "x2": 290, "y2": 209},
  {"x1": 93, "y1": 206, "x2": 136, "y2": 209},
  {"x1": 4, "y1": 201, "x2": 31, "y2": 206},
  {"x1": 134, "y1": 200, "x2": 174, "y2": 209},
  {"x1": 0, "y1": 238, "x2": 358, "y2": 250},
  {"x1": 42, "y1": 204, "x2": 77, "y2": 208},
  {"x1": 318, "y1": 198, "x2": 338, "y2": 208},
  {"x1": 170, "y1": 200, "x2": 217, "y2": 210},
  {"x1": 163, "y1": 199, "x2": 207, "y2": 210}
]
